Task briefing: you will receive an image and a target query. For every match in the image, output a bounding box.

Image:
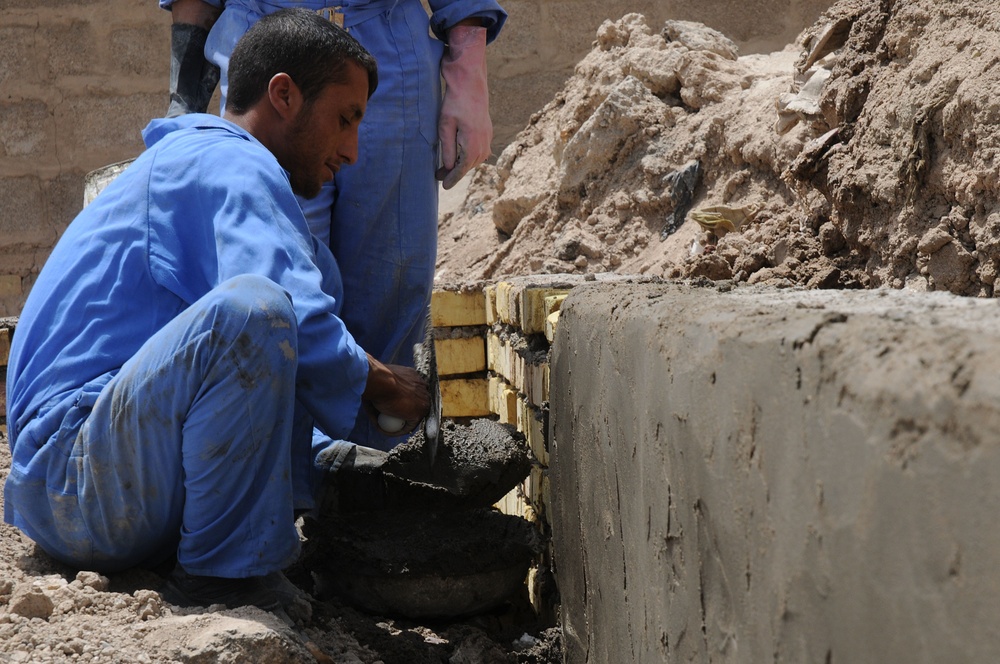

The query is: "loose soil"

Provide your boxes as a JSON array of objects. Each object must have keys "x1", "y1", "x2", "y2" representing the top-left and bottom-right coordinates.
[{"x1": 438, "y1": 0, "x2": 1000, "y2": 298}]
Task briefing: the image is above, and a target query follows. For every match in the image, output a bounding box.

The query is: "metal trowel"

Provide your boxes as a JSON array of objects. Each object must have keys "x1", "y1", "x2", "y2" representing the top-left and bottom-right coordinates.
[{"x1": 418, "y1": 308, "x2": 443, "y2": 466}]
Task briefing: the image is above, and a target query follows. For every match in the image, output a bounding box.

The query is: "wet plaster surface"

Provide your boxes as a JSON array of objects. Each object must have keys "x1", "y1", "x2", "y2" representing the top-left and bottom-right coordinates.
[
  {"x1": 550, "y1": 280, "x2": 1000, "y2": 663},
  {"x1": 304, "y1": 418, "x2": 537, "y2": 622}
]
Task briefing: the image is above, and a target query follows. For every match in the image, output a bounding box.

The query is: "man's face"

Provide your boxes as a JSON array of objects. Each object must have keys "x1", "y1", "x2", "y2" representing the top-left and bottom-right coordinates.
[{"x1": 284, "y1": 62, "x2": 368, "y2": 199}]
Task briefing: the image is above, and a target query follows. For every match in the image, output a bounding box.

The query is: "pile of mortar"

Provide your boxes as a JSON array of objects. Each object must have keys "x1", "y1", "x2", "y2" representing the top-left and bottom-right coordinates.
[{"x1": 300, "y1": 418, "x2": 538, "y2": 620}]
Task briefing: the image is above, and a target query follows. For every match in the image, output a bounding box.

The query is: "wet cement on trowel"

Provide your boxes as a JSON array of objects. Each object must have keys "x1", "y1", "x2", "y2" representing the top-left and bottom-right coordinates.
[{"x1": 335, "y1": 418, "x2": 533, "y2": 512}]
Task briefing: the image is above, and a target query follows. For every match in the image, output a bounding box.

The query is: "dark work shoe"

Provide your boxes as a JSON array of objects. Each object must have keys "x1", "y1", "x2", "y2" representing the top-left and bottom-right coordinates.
[
  {"x1": 261, "y1": 571, "x2": 312, "y2": 623},
  {"x1": 160, "y1": 566, "x2": 282, "y2": 613}
]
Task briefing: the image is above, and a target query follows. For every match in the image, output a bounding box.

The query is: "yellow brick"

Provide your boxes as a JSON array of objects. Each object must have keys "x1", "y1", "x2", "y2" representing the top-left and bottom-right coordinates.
[
  {"x1": 501, "y1": 487, "x2": 515, "y2": 516},
  {"x1": 487, "y1": 374, "x2": 502, "y2": 413},
  {"x1": 527, "y1": 567, "x2": 540, "y2": 610},
  {"x1": 488, "y1": 374, "x2": 517, "y2": 422},
  {"x1": 526, "y1": 466, "x2": 545, "y2": 512},
  {"x1": 545, "y1": 310, "x2": 560, "y2": 344},
  {"x1": 486, "y1": 332, "x2": 501, "y2": 372},
  {"x1": 495, "y1": 485, "x2": 519, "y2": 516},
  {"x1": 496, "y1": 384, "x2": 517, "y2": 424},
  {"x1": 495, "y1": 281, "x2": 515, "y2": 325},
  {"x1": 434, "y1": 337, "x2": 486, "y2": 376},
  {"x1": 524, "y1": 361, "x2": 547, "y2": 407},
  {"x1": 430, "y1": 289, "x2": 486, "y2": 327},
  {"x1": 520, "y1": 288, "x2": 571, "y2": 335},
  {"x1": 440, "y1": 378, "x2": 490, "y2": 418},
  {"x1": 543, "y1": 364, "x2": 550, "y2": 403},
  {"x1": 485, "y1": 285, "x2": 498, "y2": 325},
  {"x1": 0, "y1": 328, "x2": 10, "y2": 367},
  {"x1": 543, "y1": 293, "x2": 567, "y2": 316},
  {"x1": 518, "y1": 398, "x2": 548, "y2": 466}
]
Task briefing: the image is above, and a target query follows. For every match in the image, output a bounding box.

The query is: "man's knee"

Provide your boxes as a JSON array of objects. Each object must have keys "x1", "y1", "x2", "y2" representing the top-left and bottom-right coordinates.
[
  {"x1": 206, "y1": 275, "x2": 299, "y2": 370},
  {"x1": 217, "y1": 274, "x2": 294, "y2": 320}
]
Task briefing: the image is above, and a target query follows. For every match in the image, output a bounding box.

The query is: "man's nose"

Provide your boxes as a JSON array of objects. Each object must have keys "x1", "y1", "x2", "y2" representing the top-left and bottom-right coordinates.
[{"x1": 339, "y1": 129, "x2": 359, "y2": 165}]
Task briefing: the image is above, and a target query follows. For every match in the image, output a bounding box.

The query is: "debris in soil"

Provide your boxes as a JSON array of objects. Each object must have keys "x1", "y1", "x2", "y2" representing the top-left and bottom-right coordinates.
[{"x1": 437, "y1": 0, "x2": 1000, "y2": 300}]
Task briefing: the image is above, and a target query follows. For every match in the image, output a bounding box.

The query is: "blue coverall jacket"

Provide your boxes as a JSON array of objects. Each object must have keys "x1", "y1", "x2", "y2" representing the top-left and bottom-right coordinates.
[{"x1": 5, "y1": 114, "x2": 368, "y2": 576}]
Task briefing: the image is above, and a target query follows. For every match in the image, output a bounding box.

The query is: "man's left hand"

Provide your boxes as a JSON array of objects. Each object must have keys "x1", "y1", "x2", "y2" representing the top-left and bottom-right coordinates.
[{"x1": 436, "y1": 22, "x2": 492, "y2": 190}]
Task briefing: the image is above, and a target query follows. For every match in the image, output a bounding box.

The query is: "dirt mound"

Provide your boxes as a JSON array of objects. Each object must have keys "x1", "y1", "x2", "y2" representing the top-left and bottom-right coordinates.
[{"x1": 439, "y1": 0, "x2": 1000, "y2": 297}]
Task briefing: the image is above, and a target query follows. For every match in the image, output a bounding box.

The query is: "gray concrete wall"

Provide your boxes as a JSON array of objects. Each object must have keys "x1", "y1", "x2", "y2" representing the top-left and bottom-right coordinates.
[{"x1": 550, "y1": 282, "x2": 1000, "y2": 663}]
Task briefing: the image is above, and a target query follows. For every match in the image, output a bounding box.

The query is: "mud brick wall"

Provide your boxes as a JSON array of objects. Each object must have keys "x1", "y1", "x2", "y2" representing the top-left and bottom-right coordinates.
[{"x1": 0, "y1": 0, "x2": 168, "y2": 317}]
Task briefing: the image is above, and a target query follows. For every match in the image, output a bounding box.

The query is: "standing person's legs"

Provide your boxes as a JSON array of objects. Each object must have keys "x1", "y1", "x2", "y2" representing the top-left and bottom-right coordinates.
[
  {"x1": 329, "y1": 3, "x2": 443, "y2": 450},
  {"x1": 27, "y1": 275, "x2": 303, "y2": 577}
]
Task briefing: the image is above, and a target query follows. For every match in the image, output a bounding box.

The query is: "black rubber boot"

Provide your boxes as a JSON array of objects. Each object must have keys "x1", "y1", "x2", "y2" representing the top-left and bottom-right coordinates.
[{"x1": 167, "y1": 23, "x2": 220, "y2": 117}]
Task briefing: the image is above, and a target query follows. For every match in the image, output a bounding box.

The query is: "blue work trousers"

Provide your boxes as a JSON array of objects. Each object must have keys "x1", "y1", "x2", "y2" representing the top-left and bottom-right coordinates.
[{"x1": 8, "y1": 276, "x2": 310, "y2": 577}]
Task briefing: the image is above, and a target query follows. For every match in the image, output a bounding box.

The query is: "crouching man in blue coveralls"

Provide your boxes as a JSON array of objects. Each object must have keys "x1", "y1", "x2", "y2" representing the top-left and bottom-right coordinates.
[
  {"x1": 3, "y1": 9, "x2": 429, "y2": 615},
  {"x1": 163, "y1": 0, "x2": 507, "y2": 452}
]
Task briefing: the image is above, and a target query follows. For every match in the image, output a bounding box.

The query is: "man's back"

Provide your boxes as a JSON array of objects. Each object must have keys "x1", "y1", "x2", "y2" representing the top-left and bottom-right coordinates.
[{"x1": 7, "y1": 115, "x2": 307, "y2": 458}]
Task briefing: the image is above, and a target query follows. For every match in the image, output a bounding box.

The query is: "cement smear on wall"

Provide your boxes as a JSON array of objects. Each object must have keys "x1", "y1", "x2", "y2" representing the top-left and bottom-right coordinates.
[{"x1": 550, "y1": 280, "x2": 1000, "y2": 662}]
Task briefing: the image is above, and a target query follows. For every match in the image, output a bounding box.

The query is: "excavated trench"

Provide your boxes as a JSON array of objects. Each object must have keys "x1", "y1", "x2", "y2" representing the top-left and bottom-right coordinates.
[{"x1": 301, "y1": 419, "x2": 538, "y2": 620}]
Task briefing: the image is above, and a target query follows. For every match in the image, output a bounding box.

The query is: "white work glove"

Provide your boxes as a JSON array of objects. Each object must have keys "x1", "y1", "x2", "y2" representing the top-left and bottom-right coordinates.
[{"x1": 436, "y1": 24, "x2": 492, "y2": 190}]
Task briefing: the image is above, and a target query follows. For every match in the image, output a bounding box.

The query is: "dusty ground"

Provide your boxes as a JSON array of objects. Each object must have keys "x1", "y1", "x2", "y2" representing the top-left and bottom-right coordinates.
[
  {"x1": 0, "y1": 432, "x2": 559, "y2": 663},
  {"x1": 438, "y1": 0, "x2": 1000, "y2": 298}
]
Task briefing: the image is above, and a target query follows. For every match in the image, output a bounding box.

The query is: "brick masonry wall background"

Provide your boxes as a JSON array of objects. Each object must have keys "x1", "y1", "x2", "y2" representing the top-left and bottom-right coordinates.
[{"x1": 0, "y1": 0, "x2": 832, "y2": 316}]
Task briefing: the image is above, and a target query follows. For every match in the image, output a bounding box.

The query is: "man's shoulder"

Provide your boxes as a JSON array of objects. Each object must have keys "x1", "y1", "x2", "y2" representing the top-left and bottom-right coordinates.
[
  {"x1": 146, "y1": 116, "x2": 282, "y2": 185},
  {"x1": 144, "y1": 114, "x2": 266, "y2": 161}
]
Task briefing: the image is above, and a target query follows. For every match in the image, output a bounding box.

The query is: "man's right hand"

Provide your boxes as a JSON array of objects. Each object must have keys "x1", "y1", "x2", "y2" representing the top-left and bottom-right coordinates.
[{"x1": 361, "y1": 355, "x2": 431, "y2": 435}]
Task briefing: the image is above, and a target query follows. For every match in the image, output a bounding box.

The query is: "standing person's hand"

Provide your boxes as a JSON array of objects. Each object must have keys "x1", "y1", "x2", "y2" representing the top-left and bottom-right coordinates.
[
  {"x1": 362, "y1": 355, "x2": 430, "y2": 434},
  {"x1": 436, "y1": 21, "x2": 491, "y2": 190}
]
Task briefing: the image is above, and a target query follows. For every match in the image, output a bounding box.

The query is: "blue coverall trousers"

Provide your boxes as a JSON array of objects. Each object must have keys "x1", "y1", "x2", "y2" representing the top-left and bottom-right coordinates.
[{"x1": 15, "y1": 276, "x2": 310, "y2": 576}]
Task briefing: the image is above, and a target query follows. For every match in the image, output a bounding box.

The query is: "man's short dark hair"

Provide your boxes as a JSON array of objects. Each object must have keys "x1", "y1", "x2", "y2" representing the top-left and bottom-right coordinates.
[{"x1": 226, "y1": 8, "x2": 378, "y2": 114}]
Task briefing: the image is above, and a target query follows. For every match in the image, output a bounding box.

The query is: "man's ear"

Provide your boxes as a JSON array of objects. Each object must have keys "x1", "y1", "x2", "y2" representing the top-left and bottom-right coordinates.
[{"x1": 267, "y1": 73, "x2": 303, "y2": 120}]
